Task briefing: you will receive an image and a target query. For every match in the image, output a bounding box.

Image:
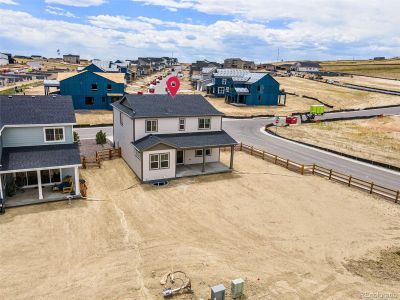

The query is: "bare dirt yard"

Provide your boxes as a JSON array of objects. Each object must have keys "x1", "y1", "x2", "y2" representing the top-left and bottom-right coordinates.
[
  {"x1": 278, "y1": 116, "x2": 400, "y2": 168},
  {"x1": 276, "y1": 77, "x2": 400, "y2": 110},
  {"x1": 206, "y1": 94, "x2": 315, "y2": 117},
  {"x1": 323, "y1": 75, "x2": 400, "y2": 92},
  {"x1": 75, "y1": 110, "x2": 113, "y2": 125},
  {"x1": 1, "y1": 152, "x2": 400, "y2": 299}
]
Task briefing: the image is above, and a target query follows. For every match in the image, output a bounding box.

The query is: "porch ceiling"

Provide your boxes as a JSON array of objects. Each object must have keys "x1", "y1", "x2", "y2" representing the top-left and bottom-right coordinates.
[{"x1": 0, "y1": 144, "x2": 81, "y2": 173}]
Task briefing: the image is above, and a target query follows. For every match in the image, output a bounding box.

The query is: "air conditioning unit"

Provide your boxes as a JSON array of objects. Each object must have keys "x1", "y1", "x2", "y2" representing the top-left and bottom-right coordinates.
[
  {"x1": 211, "y1": 284, "x2": 225, "y2": 300},
  {"x1": 231, "y1": 278, "x2": 244, "y2": 299}
]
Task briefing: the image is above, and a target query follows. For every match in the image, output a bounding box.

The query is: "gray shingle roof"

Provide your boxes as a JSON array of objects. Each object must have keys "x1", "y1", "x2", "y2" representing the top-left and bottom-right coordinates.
[
  {"x1": 0, "y1": 144, "x2": 81, "y2": 172},
  {"x1": 112, "y1": 94, "x2": 224, "y2": 118},
  {"x1": 133, "y1": 131, "x2": 237, "y2": 151},
  {"x1": 214, "y1": 69, "x2": 250, "y2": 78},
  {"x1": 0, "y1": 95, "x2": 76, "y2": 131}
]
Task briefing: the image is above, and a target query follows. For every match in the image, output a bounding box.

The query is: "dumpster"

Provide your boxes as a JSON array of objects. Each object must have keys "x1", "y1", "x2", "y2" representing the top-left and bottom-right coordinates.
[{"x1": 310, "y1": 105, "x2": 325, "y2": 115}]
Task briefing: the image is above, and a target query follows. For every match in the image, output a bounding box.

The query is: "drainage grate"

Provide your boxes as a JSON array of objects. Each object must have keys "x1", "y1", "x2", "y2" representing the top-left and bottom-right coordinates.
[{"x1": 152, "y1": 180, "x2": 169, "y2": 187}]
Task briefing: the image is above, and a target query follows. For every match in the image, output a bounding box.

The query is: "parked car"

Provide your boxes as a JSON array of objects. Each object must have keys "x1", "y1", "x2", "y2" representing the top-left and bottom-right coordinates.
[
  {"x1": 148, "y1": 88, "x2": 155, "y2": 94},
  {"x1": 137, "y1": 91, "x2": 143, "y2": 95},
  {"x1": 158, "y1": 76, "x2": 163, "y2": 80}
]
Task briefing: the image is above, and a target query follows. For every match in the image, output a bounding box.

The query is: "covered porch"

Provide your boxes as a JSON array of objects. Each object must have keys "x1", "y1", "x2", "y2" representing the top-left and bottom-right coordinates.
[{"x1": 176, "y1": 161, "x2": 231, "y2": 178}]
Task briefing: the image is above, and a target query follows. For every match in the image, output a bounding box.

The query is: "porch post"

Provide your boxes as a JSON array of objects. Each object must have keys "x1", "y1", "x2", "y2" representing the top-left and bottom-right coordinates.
[
  {"x1": 230, "y1": 145, "x2": 234, "y2": 169},
  {"x1": 37, "y1": 170, "x2": 43, "y2": 200},
  {"x1": 74, "y1": 167, "x2": 80, "y2": 196},
  {"x1": 202, "y1": 148, "x2": 205, "y2": 172}
]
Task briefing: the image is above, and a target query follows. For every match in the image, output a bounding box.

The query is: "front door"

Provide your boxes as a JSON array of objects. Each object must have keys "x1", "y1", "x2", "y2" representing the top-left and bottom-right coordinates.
[{"x1": 176, "y1": 150, "x2": 184, "y2": 165}]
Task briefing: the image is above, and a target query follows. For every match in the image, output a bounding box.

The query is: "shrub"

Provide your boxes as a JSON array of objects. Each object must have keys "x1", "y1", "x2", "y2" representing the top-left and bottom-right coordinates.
[
  {"x1": 73, "y1": 131, "x2": 80, "y2": 144},
  {"x1": 96, "y1": 130, "x2": 107, "y2": 145}
]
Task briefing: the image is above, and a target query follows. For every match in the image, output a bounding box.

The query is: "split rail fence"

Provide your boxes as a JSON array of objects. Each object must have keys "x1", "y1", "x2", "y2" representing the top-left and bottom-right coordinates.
[
  {"x1": 234, "y1": 143, "x2": 399, "y2": 203},
  {"x1": 81, "y1": 148, "x2": 121, "y2": 169}
]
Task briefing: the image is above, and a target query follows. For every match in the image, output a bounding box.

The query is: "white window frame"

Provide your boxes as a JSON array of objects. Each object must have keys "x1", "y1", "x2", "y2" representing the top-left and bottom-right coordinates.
[
  {"x1": 150, "y1": 154, "x2": 159, "y2": 170},
  {"x1": 160, "y1": 153, "x2": 170, "y2": 169},
  {"x1": 222, "y1": 79, "x2": 227, "y2": 85},
  {"x1": 14, "y1": 168, "x2": 62, "y2": 188},
  {"x1": 43, "y1": 127, "x2": 65, "y2": 143},
  {"x1": 145, "y1": 119, "x2": 158, "y2": 133},
  {"x1": 178, "y1": 118, "x2": 185, "y2": 131},
  {"x1": 217, "y1": 87, "x2": 225, "y2": 94},
  {"x1": 198, "y1": 118, "x2": 211, "y2": 130},
  {"x1": 195, "y1": 149, "x2": 203, "y2": 157}
]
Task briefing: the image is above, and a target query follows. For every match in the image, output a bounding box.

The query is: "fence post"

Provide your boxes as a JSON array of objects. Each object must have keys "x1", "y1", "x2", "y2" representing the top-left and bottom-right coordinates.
[
  {"x1": 274, "y1": 155, "x2": 278, "y2": 164},
  {"x1": 250, "y1": 146, "x2": 253, "y2": 155},
  {"x1": 329, "y1": 169, "x2": 332, "y2": 180},
  {"x1": 262, "y1": 151, "x2": 265, "y2": 160},
  {"x1": 109, "y1": 149, "x2": 112, "y2": 160},
  {"x1": 348, "y1": 176, "x2": 352, "y2": 187},
  {"x1": 312, "y1": 164, "x2": 315, "y2": 175},
  {"x1": 286, "y1": 159, "x2": 290, "y2": 169},
  {"x1": 240, "y1": 143, "x2": 243, "y2": 151},
  {"x1": 301, "y1": 165, "x2": 305, "y2": 175},
  {"x1": 82, "y1": 157, "x2": 86, "y2": 169},
  {"x1": 369, "y1": 182, "x2": 374, "y2": 194},
  {"x1": 395, "y1": 191, "x2": 399, "y2": 203}
]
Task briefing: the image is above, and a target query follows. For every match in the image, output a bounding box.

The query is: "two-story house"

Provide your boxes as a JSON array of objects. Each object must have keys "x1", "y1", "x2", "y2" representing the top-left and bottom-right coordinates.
[
  {"x1": 0, "y1": 95, "x2": 81, "y2": 210},
  {"x1": 208, "y1": 69, "x2": 286, "y2": 106},
  {"x1": 58, "y1": 70, "x2": 125, "y2": 109},
  {"x1": 192, "y1": 67, "x2": 217, "y2": 91},
  {"x1": 112, "y1": 94, "x2": 237, "y2": 183},
  {"x1": 291, "y1": 62, "x2": 321, "y2": 73}
]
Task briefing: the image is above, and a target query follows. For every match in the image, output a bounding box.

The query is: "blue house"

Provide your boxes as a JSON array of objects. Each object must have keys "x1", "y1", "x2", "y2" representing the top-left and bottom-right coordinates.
[
  {"x1": 208, "y1": 69, "x2": 286, "y2": 105},
  {"x1": 58, "y1": 70, "x2": 125, "y2": 109},
  {"x1": 83, "y1": 60, "x2": 132, "y2": 82}
]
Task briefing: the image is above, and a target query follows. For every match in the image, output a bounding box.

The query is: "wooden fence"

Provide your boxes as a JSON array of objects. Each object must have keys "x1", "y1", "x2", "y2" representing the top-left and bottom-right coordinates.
[
  {"x1": 235, "y1": 143, "x2": 399, "y2": 203},
  {"x1": 81, "y1": 148, "x2": 121, "y2": 169}
]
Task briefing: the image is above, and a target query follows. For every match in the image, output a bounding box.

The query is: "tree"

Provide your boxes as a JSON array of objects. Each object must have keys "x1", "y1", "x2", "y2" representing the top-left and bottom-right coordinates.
[
  {"x1": 96, "y1": 130, "x2": 107, "y2": 145},
  {"x1": 73, "y1": 131, "x2": 80, "y2": 144}
]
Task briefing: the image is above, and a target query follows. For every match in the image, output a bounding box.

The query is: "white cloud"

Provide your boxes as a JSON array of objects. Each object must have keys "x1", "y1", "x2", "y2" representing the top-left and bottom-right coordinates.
[
  {"x1": 0, "y1": 0, "x2": 18, "y2": 4},
  {"x1": 45, "y1": 6, "x2": 76, "y2": 18},
  {"x1": 45, "y1": 0, "x2": 105, "y2": 7}
]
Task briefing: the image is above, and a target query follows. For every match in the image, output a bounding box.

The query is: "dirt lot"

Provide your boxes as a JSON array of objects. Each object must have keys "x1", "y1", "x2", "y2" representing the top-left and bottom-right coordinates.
[
  {"x1": 75, "y1": 110, "x2": 113, "y2": 125},
  {"x1": 323, "y1": 75, "x2": 400, "y2": 92},
  {"x1": 276, "y1": 77, "x2": 400, "y2": 109},
  {"x1": 1, "y1": 152, "x2": 400, "y2": 299},
  {"x1": 278, "y1": 116, "x2": 400, "y2": 168}
]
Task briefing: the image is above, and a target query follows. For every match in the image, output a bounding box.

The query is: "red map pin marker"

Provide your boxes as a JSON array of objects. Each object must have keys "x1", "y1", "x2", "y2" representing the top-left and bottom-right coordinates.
[{"x1": 166, "y1": 76, "x2": 180, "y2": 97}]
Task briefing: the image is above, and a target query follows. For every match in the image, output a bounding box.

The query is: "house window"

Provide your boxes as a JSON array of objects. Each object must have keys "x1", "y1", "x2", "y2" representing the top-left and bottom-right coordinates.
[
  {"x1": 205, "y1": 148, "x2": 212, "y2": 156},
  {"x1": 198, "y1": 118, "x2": 211, "y2": 130},
  {"x1": 195, "y1": 149, "x2": 203, "y2": 157},
  {"x1": 44, "y1": 127, "x2": 64, "y2": 142},
  {"x1": 178, "y1": 118, "x2": 185, "y2": 131},
  {"x1": 91, "y1": 83, "x2": 98, "y2": 91},
  {"x1": 258, "y1": 95, "x2": 262, "y2": 101},
  {"x1": 120, "y1": 112, "x2": 124, "y2": 126},
  {"x1": 160, "y1": 153, "x2": 169, "y2": 169},
  {"x1": 226, "y1": 87, "x2": 230, "y2": 92},
  {"x1": 40, "y1": 169, "x2": 61, "y2": 184},
  {"x1": 107, "y1": 84, "x2": 112, "y2": 91},
  {"x1": 218, "y1": 87, "x2": 225, "y2": 94},
  {"x1": 85, "y1": 96, "x2": 94, "y2": 105},
  {"x1": 150, "y1": 154, "x2": 159, "y2": 170},
  {"x1": 257, "y1": 85, "x2": 261, "y2": 91},
  {"x1": 146, "y1": 119, "x2": 158, "y2": 132},
  {"x1": 222, "y1": 79, "x2": 227, "y2": 85}
]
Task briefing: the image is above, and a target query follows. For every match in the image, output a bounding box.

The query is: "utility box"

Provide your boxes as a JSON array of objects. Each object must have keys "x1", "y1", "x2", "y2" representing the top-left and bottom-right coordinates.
[
  {"x1": 231, "y1": 278, "x2": 244, "y2": 299},
  {"x1": 211, "y1": 284, "x2": 225, "y2": 300},
  {"x1": 310, "y1": 105, "x2": 325, "y2": 115}
]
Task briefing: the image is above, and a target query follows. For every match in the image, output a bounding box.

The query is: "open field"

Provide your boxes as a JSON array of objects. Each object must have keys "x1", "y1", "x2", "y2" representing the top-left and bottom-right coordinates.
[
  {"x1": 323, "y1": 75, "x2": 400, "y2": 92},
  {"x1": 276, "y1": 77, "x2": 400, "y2": 109},
  {"x1": 75, "y1": 110, "x2": 113, "y2": 125},
  {"x1": 320, "y1": 60, "x2": 400, "y2": 79},
  {"x1": 278, "y1": 116, "x2": 400, "y2": 168},
  {"x1": 206, "y1": 94, "x2": 315, "y2": 117},
  {"x1": 1, "y1": 152, "x2": 400, "y2": 299}
]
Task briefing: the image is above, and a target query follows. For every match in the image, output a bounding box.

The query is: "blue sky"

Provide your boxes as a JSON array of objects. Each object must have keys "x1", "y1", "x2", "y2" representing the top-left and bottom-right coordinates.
[{"x1": 1, "y1": 0, "x2": 399, "y2": 62}]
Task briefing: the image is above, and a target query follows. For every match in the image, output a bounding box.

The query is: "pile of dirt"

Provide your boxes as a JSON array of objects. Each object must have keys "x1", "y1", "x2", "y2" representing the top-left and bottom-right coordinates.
[{"x1": 345, "y1": 248, "x2": 400, "y2": 283}]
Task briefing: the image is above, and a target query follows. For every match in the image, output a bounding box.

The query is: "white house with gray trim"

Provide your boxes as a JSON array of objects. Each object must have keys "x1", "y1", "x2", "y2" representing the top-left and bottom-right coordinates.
[
  {"x1": 112, "y1": 94, "x2": 237, "y2": 183},
  {"x1": 0, "y1": 95, "x2": 81, "y2": 211}
]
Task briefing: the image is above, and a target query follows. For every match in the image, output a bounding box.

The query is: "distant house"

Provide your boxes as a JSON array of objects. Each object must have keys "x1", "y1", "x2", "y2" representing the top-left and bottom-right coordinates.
[
  {"x1": 58, "y1": 70, "x2": 125, "y2": 109},
  {"x1": 112, "y1": 94, "x2": 237, "y2": 183},
  {"x1": 223, "y1": 58, "x2": 255, "y2": 70},
  {"x1": 63, "y1": 54, "x2": 80, "y2": 64},
  {"x1": 192, "y1": 67, "x2": 217, "y2": 91},
  {"x1": 190, "y1": 60, "x2": 222, "y2": 77},
  {"x1": 30, "y1": 55, "x2": 45, "y2": 60},
  {"x1": 292, "y1": 62, "x2": 321, "y2": 72},
  {"x1": 0, "y1": 95, "x2": 81, "y2": 210},
  {"x1": 373, "y1": 57, "x2": 385, "y2": 60},
  {"x1": 208, "y1": 69, "x2": 285, "y2": 106},
  {"x1": 27, "y1": 61, "x2": 43, "y2": 71},
  {"x1": 256, "y1": 63, "x2": 276, "y2": 72},
  {"x1": 0, "y1": 53, "x2": 8, "y2": 66},
  {"x1": 84, "y1": 60, "x2": 132, "y2": 82}
]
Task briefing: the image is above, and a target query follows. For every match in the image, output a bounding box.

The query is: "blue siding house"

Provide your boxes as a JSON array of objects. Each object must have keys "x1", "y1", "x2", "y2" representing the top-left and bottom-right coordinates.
[
  {"x1": 58, "y1": 70, "x2": 125, "y2": 109},
  {"x1": 208, "y1": 69, "x2": 285, "y2": 105}
]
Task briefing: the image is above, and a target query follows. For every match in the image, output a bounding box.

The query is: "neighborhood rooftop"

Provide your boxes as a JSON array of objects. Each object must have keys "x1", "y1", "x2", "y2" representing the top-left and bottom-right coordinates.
[
  {"x1": 0, "y1": 95, "x2": 76, "y2": 131},
  {"x1": 113, "y1": 94, "x2": 224, "y2": 118},
  {"x1": 133, "y1": 131, "x2": 237, "y2": 151}
]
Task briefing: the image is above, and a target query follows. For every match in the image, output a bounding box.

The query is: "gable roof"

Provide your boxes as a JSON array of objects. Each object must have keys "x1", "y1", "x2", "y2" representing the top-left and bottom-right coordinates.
[
  {"x1": 92, "y1": 60, "x2": 119, "y2": 72},
  {"x1": 213, "y1": 69, "x2": 250, "y2": 78},
  {"x1": 112, "y1": 94, "x2": 224, "y2": 119},
  {"x1": 0, "y1": 95, "x2": 76, "y2": 131},
  {"x1": 215, "y1": 69, "x2": 277, "y2": 85}
]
